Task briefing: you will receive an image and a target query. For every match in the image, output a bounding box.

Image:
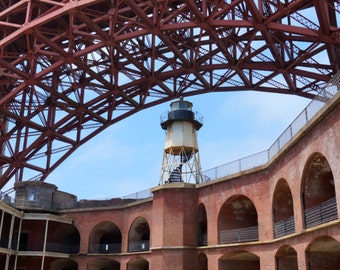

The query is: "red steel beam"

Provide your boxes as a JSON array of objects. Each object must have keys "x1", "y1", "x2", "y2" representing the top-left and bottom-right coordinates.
[{"x1": 0, "y1": 0, "x2": 339, "y2": 189}]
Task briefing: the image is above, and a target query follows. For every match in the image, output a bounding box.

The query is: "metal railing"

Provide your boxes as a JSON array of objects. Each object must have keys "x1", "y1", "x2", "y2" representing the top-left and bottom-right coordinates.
[
  {"x1": 202, "y1": 78, "x2": 339, "y2": 182},
  {"x1": 202, "y1": 150, "x2": 268, "y2": 181},
  {"x1": 122, "y1": 189, "x2": 153, "y2": 200},
  {"x1": 128, "y1": 240, "x2": 150, "y2": 252},
  {"x1": 0, "y1": 193, "x2": 15, "y2": 206},
  {"x1": 274, "y1": 216, "x2": 295, "y2": 238},
  {"x1": 89, "y1": 243, "x2": 121, "y2": 254},
  {"x1": 198, "y1": 233, "x2": 207, "y2": 246},
  {"x1": 304, "y1": 197, "x2": 338, "y2": 228},
  {"x1": 46, "y1": 242, "x2": 79, "y2": 254},
  {"x1": 0, "y1": 238, "x2": 18, "y2": 250},
  {"x1": 220, "y1": 226, "x2": 259, "y2": 244},
  {"x1": 160, "y1": 110, "x2": 203, "y2": 127},
  {"x1": 12, "y1": 241, "x2": 80, "y2": 254}
]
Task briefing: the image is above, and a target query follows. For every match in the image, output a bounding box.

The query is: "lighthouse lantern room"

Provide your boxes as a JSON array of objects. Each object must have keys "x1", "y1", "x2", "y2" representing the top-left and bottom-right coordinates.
[{"x1": 159, "y1": 98, "x2": 203, "y2": 184}]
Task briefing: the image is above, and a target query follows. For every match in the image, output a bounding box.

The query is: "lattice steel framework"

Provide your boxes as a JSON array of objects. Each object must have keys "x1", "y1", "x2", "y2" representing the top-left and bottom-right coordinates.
[{"x1": 0, "y1": 0, "x2": 339, "y2": 189}]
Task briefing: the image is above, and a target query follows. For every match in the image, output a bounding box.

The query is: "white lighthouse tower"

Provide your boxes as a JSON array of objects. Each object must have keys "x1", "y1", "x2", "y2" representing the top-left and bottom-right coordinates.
[{"x1": 159, "y1": 98, "x2": 203, "y2": 184}]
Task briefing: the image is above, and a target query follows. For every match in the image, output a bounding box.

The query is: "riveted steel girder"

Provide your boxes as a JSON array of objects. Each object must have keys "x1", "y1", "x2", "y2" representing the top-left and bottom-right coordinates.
[{"x1": 0, "y1": 0, "x2": 339, "y2": 189}]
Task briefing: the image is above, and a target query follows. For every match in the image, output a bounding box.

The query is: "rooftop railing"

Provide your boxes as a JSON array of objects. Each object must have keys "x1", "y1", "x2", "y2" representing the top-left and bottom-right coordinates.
[{"x1": 202, "y1": 75, "x2": 339, "y2": 182}]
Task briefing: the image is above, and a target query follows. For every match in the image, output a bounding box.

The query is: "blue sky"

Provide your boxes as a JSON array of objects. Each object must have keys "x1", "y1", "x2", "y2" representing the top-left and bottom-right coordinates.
[{"x1": 46, "y1": 91, "x2": 311, "y2": 200}]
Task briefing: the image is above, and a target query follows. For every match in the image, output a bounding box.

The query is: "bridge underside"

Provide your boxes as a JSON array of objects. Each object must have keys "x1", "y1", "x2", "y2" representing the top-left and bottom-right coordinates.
[{"x1": 0, "y1": 0, "x2": 339, "y2": 189}]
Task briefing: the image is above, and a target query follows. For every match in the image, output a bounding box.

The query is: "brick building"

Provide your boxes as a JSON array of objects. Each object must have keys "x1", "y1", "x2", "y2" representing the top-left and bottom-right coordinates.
[{"x1": 0, "y1": 91, "x2": 339, "y2": 270}]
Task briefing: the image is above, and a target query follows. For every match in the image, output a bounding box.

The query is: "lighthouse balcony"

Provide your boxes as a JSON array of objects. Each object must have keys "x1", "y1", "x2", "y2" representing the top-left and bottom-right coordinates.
[{"x1": 160, "y1": 110, "x2": 203, "y2": 130}]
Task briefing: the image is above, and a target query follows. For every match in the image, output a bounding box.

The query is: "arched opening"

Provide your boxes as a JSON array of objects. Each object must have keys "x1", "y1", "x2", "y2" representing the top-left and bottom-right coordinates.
[
  {"x1": 89, "y1": 221, "x2": 122, "y2": 253},
  {"x1": 47, "y1": 222, "x2": 80, "y2": 254},
  {"x1": 273, "y1": 179, "x2": 295, "y2": 238},
  {"x1": 50, "y1": 258, "x2": 78, "y2": 270},
  {"x1": 219, "y1": 250, "x2": 260, "y2": 270},
  {"x1": 301, "y1": 153, "x2": 337, "y2": 228},
  {"x1": 197, "y1": 203, "x2": 207, "y2": 246},
  {"x1": 198, "y1": 252, "x2": 208, "y2": 270},
  {"x1": 218, "y1": 194, "x2": 258, "y2": 244},
  {"x1": 306, "y1": 236, "x2": 340, "y2": 269},
  {"x1": 127, "y1": 257, "x2": 149, "y2": 270},
  {"x1": 275, "y1": 245, "x2": 298, "y2": 270},
  {"x1": 88, "y1": 258, "x2": 120, "y2": 270},
  {"x1": 128, "y1": 217, "x2": 150, "y2": 252}
]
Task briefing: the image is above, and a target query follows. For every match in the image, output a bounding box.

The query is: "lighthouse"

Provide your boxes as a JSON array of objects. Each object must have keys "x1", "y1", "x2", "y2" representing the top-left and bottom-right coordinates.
[{"x1": 159, "y1": 98, "x2": 203, "y2": 184}]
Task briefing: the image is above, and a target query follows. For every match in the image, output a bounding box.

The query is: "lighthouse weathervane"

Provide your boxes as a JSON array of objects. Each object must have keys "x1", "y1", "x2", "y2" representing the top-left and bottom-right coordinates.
[{"x1": 159, "y1": 97, "x2": 203, "y2": 184}]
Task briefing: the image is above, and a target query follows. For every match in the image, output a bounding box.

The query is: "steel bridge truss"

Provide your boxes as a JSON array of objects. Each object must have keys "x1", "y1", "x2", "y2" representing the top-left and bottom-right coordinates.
[{"x1": 0, "y1": 0, "x2": 339, "y2": 189}]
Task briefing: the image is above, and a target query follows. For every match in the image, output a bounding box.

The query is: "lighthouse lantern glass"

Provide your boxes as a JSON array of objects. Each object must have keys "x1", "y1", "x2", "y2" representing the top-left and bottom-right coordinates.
[{"x1": 170, "y1": 100, "x2": 193, "y2": 111}]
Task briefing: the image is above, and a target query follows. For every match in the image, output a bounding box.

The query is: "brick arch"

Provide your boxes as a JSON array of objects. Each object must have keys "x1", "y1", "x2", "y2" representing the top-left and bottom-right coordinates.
[
  {"x1": 50, "y1": 258, "x2": 78, "y2": 270},
  {"x1": 87, "y1": 258, "x2": 120, "y2": 270},
  {"x1": 197, "y1": 203, "x2": 207, "y2": 246},
  {"x1": 47, "y1": 222, "x2": 80, "y2": 254},
  {"x1": 127, "y1": 257, "x2": 149, "y2": 270},
  {"x1": 275, "y1": 245, "x2": 298, "y2": 270},
  {"x1": 305, "y1": 236, "x2": 340, "y2": 269},
  {"x1": 88, "y1": 221, "x2": 122, "y2": 253},
  {"x1": 198, "y1": 252, "x2": 208, "y2": 270},
  {"x1": 219, "y1": 250, "x2": 260, "y2": 270},
  {"x1": 301, "y1": 152, "x2": 338, "y2": 228},
  {"x1": 301, "y1": 152, "x2": 335, "y2": 208},
  {"x1": 218, "y1": 194, "x2": 258, "y2": 244},
  {"x1": 128, "y1": 217, "x2": 150, "y2": 252},
  {"x1": 273, "y1": 178, "x2": 295, "y2": 238}
]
